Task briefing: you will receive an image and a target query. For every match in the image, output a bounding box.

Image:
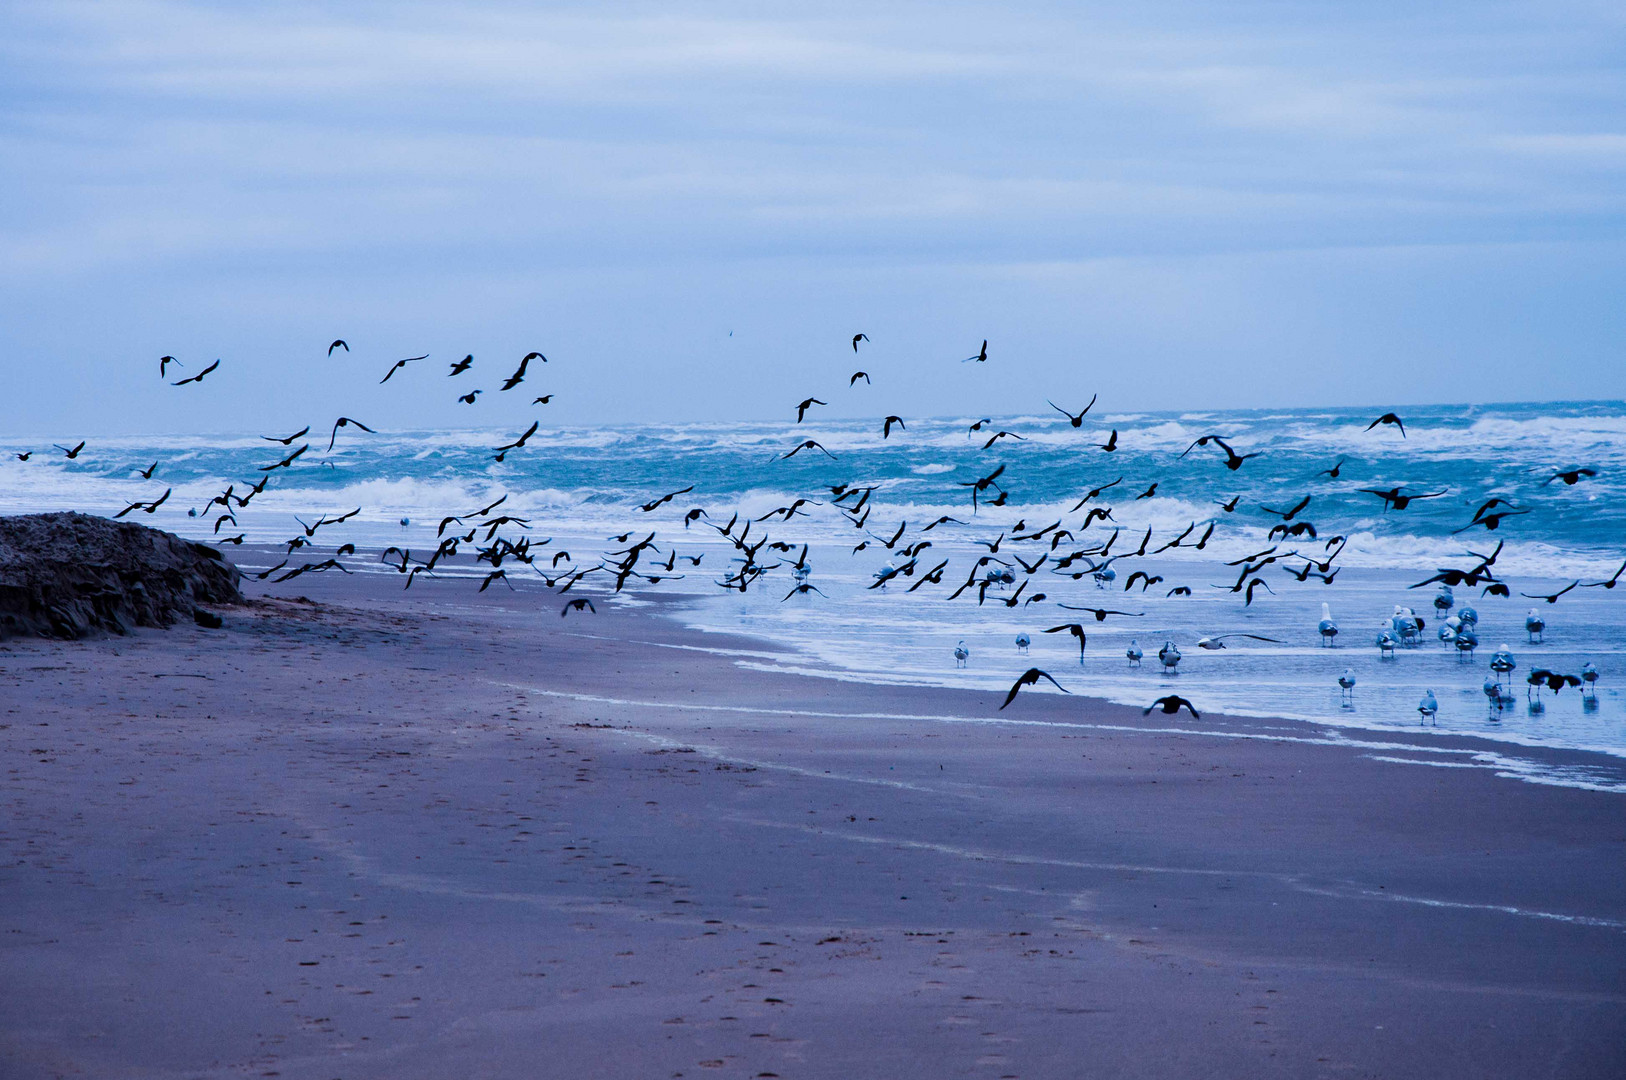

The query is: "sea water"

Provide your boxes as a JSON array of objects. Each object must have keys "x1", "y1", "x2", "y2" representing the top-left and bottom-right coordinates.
[{"x1": 4, "y1": 400, "x2": 1622, "y2": 787}]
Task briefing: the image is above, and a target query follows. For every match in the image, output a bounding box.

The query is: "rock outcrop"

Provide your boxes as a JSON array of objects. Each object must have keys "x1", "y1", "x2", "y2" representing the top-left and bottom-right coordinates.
[{"x1": 0, "y1": 512, "x2": 242, "y2": 639}]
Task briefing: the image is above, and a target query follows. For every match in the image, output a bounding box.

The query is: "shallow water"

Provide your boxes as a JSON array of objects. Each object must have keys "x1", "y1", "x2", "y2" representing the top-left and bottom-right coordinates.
[{"x1": 5, "y1": 400, "x2": 1622, "y2": 784}]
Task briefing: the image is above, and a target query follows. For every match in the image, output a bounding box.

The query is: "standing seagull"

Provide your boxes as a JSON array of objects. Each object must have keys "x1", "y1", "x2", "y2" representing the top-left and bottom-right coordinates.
[
  {"x1": 1338, "y1": 670, "x2": 1356, "y2": 702},
  {"x1": 1318, "y1": 603, "x2": 1339, "y2": 646},
  {"x1": 1417, "y1": 690, "x2": 1438, "y2": 724}
]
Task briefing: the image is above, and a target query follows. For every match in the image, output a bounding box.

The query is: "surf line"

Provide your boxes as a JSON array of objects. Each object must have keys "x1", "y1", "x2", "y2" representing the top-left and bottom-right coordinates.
[{"x1": 503, "y1": 683, "x2": 1535, "y2": 762}]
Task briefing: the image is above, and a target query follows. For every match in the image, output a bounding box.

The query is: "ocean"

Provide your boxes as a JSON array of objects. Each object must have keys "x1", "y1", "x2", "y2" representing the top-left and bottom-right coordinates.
[{"x1": 5, "y1": 400, "x2": 1623, "y2": 788}]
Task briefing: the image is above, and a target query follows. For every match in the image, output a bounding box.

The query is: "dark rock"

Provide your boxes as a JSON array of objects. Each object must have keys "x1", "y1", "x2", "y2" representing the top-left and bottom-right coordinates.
[
  {"x1": 0, "y1": 512, "x2": 243, "y2": 640},
  {"x1": 193, "y1": 609, "x2": 224, "y2": 629}
]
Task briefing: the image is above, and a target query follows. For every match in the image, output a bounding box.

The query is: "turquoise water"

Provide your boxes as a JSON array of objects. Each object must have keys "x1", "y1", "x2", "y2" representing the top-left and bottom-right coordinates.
[{"x1": 4, "y1": 399, "x2": 1623, "y2": 781}]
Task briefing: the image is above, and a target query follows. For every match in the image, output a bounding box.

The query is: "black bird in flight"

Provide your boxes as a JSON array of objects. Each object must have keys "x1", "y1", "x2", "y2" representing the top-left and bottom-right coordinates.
[
  {"x1": 883, "y1": 416, "x2": 905, "y2": 438},
  {"x1": 501, "y1": 353, "x2": 542, "y2": 391},
  {"x1": 1000, "y1": 667, "x2": 1069, "y2": 709},
  {"x1": 852, "y1": 333, "x2": 868, "y2": 351},
  {"x1": 1360, "y1": 486, "x2": 1447, "y2": 511},
  {"x1": 1216, "y1": 495, "x2": 1241, "y2": 513},
  {"x1": 532, "y1": 395, "x2": 553, "y2": 405},
  {"x1": 639, "y1": 485, "x2": 694, "y2": 512},
  {"x1": 328, "y1": 416, "x2": 375, "y2": 451},
  {"x1": 15, "y1": 452, "x2": 31, "y2": 461},
  {"x1": 1544, "y1": 467, "x2": 1597, "y2": 486},
  {"x1": 782, "y1": 582, "x2": 828, "y2": 602},
  {"x1": 55, "y1": 441, "x2": 86, "y2": 459},
  {"x1": 159, "y1": 355, "x2": 181, "y2": 376},
  {"x1": 780, "y1": 439, "x2": 835, "y2": 460},
  {"x1": 458, "y1": 390, "x2": 481, "y2": 404},
  {"x1": 1318, "y1": 456, "x2": 1346, "y2": 479},
  {"x1": 1044, "y1": 623, "x2": 1088, "y2": 657},
  {"x1": 982, "y1": 430, "x2": 1026, "y2": 449},
  {"x1": 449, "y1": 354, "x2": 474, "y2": 375},
  {"x1": 113, "y1": 488, "x2": 171, "y2": 518},
  {"x1": 172, "y1": 359, "x2": 219, "y2": 386},
  {"x1": 262, "y1": 426, "x2": 310, "y2": 445},
  {"x1": 1048, "y1": 394, "x2": 1097, "y2": 428},
  {"x1": 968, "y1": 418, "x2": 992, "y2": 432},
  {"x1": 1452, "y1": 508, "x2": 1528, "y2": 533},
  {"x1": 795, "y1": 397, "x2": 827, "y2": 423},
  {"x1": 1261, "y1": 495, "x2": 1312, "y2": 521},
  {"x1": 1068, "y1": 477, "x2": 1122, "y2": 511},
  {"x1": 260, "y1": 444, "x2": 308, "y2": 471},
  {"x1": 1365, "y1": 413, "x2": 1406, "y2": 437},
  {"x1": 1058, "y1": 605, "x2": 1143, "y2": 622},
  {"x1": 1135, "y1": 483, "x2": 1158, "y2": 500},
  {"x1": 1181, "y1": 434, "x2": 1259, "y2": 471},
  {"x1": 136, "y1": 461, "x2": 158, "y2": 479},
  {"x1": 1099, "y1": 429, "x2": 1118, "y2": 452},
  {"x1": 850, "y1": 371, "x2": 870, "y2": 386},
  {"x1": 964, "y1": 340, "x2": 989, "y2": 363},
  {"x1": 1582, "y1": 559, "x2": 1625, "y2": 589},
  {"x1": 1144, "y1": 695, "x2": 1200, "y2": 718},
  {"x1": 328, "y1": 339, "x2": 349, "y2": 356},
  {"x1": 493, "y1": 422, "x2": 540, "y2": 461},
  {"x1": 380, "y1": 354, "x2": 427, "y2": 383},
  {"x1": 1521, "y1": 581, "x2": 1578, "y2": 604}
]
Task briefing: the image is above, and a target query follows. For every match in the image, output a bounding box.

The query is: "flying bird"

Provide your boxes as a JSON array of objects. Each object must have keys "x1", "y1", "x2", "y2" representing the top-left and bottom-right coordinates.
[
  {"x1": 380, "y1": 354, "x2": 427, "y2": 383},
  {"x1": 561, "y1": 597, "x2": 597, "y2": 616},
  {"x1": 55, "y1": 441, "x2": 86, "y2": 459},
  {"x1": 963, "y1": 340, "x2": 988, "y2": 363},
  {"x1": 883, "y1": 416, "x2": 905, "y2": 438},
  {"x1": 328, "y1": 339, "x2": 349, "y2": 356},
  {"x1": 850, "y1": 371, "x2": 870, "y2": 385},
  {"x1": 852, "y1": 333, "x2": 868, "y2": 351},
  {"x1": 780, "y1": 439, "x2": 836, "y2": 460},
  {"x1": 327, "y1": 416, "x2": 375, "y2": 451},
  {"x1": 501, "y1": 353, "x2": 541, "y2": 391},
  {"x1": 1044, "y1": 623, "x2": 1089, "y2": 658},
  {"x1": 1521, "y1": 581, "x2": 1578, "y2": 604},
  {"x1": 458, "y1": 390, "x2": 481, "y2": 404},
  {"x1": 1365, "y1": 413, "x2": 1406, "y2": 437},
  {"x1": 262, "y1": 426, "x2": 310, "y2": 445},
  {"x1": 1099, "y1": 429, "x2": 1118, "y2": 452},
  {"x1": 794, "y1": 398, "x2": 827, "y2": 423},
  {"x1": 999, "y1": 667, "x2": 1069, "y2": 709},
  {"x1": 159, "y1": 355, "x2": 181, "y2": 376},
  {"x1": 1048, "y1": 395, "x2": 1097, "y2": 428},
  {"x1": 1057, "y1": 605, "x2": 1143, "y2": 622},
  {"x1": 171, "y1": 359, "x2": 220, "y2": 386},
  {"x1": 1361, "y1": 487, "x2": 1448, "y2": 511},
  {"x1": 1143, "y1": 696, "x2": 1200, "y2": 718},
  {"x1": 1544, "y1": 467, "x2": 1597, "y2": 486},
  {"x1": 639, "y1": 485, "x2": 694, "y2": 512},
  {"x1": 449, "y1": 354, "x2": 474, "y2": 375}
]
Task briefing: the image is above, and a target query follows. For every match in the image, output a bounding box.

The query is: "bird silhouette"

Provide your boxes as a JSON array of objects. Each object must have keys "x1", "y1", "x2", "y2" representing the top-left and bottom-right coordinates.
[
  {"x1": 963, "y1": 340, "x2": 988, "y2": 363},
  {"x1": 850, "y1": 371, "x2": 870, "y2": 385},
  {"x1": 883, "y1": 416, "x2": 905, "y2": 438},
  {"x1": 852, "y1": 333, "x2": 868, "y2": 351},
  {"x1": 795, "y1": 398, "x2": 827, "y2": 423},
  {"x1": 1048, "y1": 395, "x2": 1097, "y2": 428},
  {"x1": 171, "y1": 359, "x2": 220, "y2": 386},
  {"x1": 328, "y1": 339, "x2": 349, "y2": 356},
  {"x1": 328, "y1": 416, "x2": 375, "y2": 451},
  {"x1": 1365, "y1": 413, "x2": 1406, "y2": 437},
  {"x1": 1144, "y1": 696, "x2": 1200, "y2": 718},
  {"x1": 1000, "y1": 667, "x2": 1068, "y2": 709},
  {"x1": 380, "y1": 354, "x2": 427, "y2": 383}
]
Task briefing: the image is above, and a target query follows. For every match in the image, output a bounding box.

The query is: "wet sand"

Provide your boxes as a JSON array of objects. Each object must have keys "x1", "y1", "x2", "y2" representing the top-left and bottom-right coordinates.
[{"x1": 2, "y1": 567, "x2": 1623, "y2": 1078}]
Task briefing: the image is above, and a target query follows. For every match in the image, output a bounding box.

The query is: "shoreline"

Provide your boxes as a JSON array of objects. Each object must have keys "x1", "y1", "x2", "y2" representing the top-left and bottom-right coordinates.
[{"x1": 2, "y1": 565, "x2": 1622, "y2": 1076}]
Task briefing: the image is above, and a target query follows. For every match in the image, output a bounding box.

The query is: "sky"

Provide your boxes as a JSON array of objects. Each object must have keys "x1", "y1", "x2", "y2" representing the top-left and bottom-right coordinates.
[{"x1": 1, "y1": 0, "x2": 1623, "y2": 436}]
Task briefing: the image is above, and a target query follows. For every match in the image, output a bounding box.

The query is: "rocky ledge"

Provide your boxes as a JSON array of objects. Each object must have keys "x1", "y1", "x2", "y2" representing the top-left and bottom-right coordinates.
[{"x1": 0, "y1": 512, "x2": 242, "y2": 639}]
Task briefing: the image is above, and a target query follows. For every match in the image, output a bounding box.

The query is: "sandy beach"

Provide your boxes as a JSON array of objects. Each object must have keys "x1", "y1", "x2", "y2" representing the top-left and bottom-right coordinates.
[{"x1": 2, "y1": 564, "x2": 1623, "y2": 1078}]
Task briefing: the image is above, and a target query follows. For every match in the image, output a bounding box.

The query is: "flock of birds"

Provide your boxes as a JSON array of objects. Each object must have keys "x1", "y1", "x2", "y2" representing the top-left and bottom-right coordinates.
[{"x1": 8, "y1": 336, "x2": 1618, "y2": 722}]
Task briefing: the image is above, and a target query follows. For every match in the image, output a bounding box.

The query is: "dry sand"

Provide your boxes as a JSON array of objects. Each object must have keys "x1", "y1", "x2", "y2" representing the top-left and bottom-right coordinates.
[{"x1": 2, "y1": 566, "x2": 1623, "y2": 1078}]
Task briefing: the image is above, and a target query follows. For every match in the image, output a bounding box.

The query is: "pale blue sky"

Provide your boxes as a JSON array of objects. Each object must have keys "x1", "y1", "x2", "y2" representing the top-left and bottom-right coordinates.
[{"x1": 2, "y1": 1, "x2": 1623, "y2": 435}]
